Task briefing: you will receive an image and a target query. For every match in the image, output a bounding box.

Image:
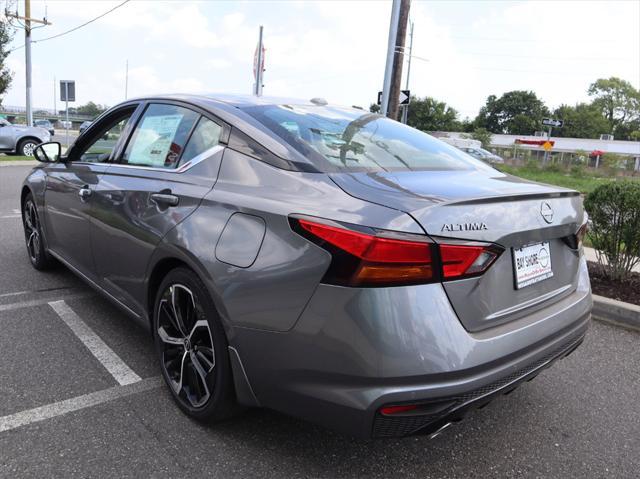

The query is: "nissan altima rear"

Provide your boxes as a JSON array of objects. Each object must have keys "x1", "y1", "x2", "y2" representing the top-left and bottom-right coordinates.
[{"x1": 23, "y1": 95, "x2": 591, "y2": 439}]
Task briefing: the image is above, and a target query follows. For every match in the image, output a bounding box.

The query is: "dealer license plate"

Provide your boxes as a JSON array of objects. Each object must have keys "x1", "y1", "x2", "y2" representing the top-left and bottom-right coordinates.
[{"x1": 512, "y1": 241, "x2": 553, "y2": 289}]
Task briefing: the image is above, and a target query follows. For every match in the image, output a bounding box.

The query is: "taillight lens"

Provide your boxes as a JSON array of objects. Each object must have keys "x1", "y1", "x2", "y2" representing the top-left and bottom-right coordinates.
[
  {"x1": 576, "y1": 221, "x2": 588, "y2": 248},
  {"x1": 292, "y1": 217, "x2": 502, "y2": 287},
  {"x1": 562, "y1": 217, "x2": 589, "y2": 251},
  {"x1": 440, "y1": 244, "x2": 501, "y2": 279},
  {"x1": 297, "y1": 218, "x2": 434, "y2": 286}
]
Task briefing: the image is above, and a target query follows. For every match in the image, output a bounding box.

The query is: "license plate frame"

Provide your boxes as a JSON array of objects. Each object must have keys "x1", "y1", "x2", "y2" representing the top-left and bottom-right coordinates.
[{"x1": 512, "y1": 241, "x2": 553, "y2": 289}]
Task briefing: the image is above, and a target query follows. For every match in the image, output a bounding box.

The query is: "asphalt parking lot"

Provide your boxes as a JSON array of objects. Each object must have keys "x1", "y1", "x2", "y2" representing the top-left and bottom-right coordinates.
[{"x1": 0, "y1": 163, "x2": 639, "y2": 478}]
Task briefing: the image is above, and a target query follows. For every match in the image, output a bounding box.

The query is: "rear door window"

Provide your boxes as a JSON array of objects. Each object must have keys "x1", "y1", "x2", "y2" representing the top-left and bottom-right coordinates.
[
  {"x1": 179, "y1": 117, "x2": 223, "y2": 165},
  {"x1": 122, "y1": 103, "x2": 199, "y2": 169}
]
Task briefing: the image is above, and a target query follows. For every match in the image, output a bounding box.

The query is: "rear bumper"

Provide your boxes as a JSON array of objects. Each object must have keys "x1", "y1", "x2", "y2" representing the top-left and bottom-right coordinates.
[
  {"x1": 371, "y1": 320, "x2": 587, "y2": 437},
  {"x1": 232, "y1": 257, "x2": 592, "y2": 438}
]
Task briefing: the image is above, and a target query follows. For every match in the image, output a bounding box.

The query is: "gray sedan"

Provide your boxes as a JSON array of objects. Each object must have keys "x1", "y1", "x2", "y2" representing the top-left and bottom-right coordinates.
[
  {"x1": 20, "y1": 94, "x2": 591, "y2": 438},
  {"x1": 0, "y1": 118, "x2": 50, "y2": 156}
]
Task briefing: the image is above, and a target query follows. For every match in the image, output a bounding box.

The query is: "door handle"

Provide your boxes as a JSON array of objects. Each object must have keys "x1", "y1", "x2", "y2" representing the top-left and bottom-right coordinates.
[
  {"x1": 79, "y1": 187, "x2": 92, "y2": 199},
  {"x1": 150, "y1": 192, "x2": 179, "y2": 207}
]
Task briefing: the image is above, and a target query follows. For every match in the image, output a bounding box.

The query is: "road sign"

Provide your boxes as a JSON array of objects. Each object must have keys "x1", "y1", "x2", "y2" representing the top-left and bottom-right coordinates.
[
  {"x1": 542, "y1": 118, "x2": 563, "y2": 128},
  {"x1": 60, "y1": 80, "x2": 75, "y2": 102},
  {"x1": 377, "y1": 90, "x2": 410, "y2": 106},
  {"x1": 542, "y1": 141, "x2": 553, "y2": 151}
]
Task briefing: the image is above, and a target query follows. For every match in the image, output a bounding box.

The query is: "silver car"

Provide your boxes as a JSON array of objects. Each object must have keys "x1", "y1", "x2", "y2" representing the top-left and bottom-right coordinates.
[
  {"x1": 21, "y1": 94, "x2": 592, "y2": 438},
  {"x1": 0, "y1": 118, "x2": 50, "y2": 156},
  {"x1": 461, "y1": 146, "x2": 505, "y2": 164}
]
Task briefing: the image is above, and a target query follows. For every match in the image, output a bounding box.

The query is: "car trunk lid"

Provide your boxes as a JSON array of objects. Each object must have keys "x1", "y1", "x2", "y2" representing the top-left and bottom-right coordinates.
[{"x1": 329, "y1": 169, "x2": 585, "y2": 332}]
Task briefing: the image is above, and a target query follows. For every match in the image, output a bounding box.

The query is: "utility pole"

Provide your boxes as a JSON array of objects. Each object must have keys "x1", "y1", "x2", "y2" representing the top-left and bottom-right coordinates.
[
  {"x1": 125, "y1": 59, "x2": 129, "y2": 99},
  {"x1": 401, "y1": 20, "x2": 414, "y2": 124},
  {"x1": 5, "y1": 1, "x2": 51, "y2": 126},
  {"x1": 387, "y1": 0, "x2": 411, "y2": 121},
  {"x1": 380, "y1": 0, "x2": 401, "y2": 117},
  {"x1": 53, "y1": 75, "x2": 56, "y2": 115}
]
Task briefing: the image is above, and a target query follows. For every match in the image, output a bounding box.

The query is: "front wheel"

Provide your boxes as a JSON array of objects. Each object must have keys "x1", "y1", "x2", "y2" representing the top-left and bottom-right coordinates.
[
  {"x1": 153, "y1": 267, "x2": 239, "y2": 422},
  {"x1": 22, "y1": 193, "x2": 55, "y2": 270},
  {"x1": 18, "y1": 139, "x2": 39, "y2": 157}
]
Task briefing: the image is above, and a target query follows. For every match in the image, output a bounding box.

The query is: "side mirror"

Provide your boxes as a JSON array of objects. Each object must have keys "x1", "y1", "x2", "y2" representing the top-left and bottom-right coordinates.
[{"x1": 33, "y1": 142, "x2": 62, "y2": 163}]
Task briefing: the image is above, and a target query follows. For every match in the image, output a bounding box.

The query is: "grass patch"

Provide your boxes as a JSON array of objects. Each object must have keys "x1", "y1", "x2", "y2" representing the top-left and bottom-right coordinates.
[
  {"x1": 495, "y1": 164, "x2": 638, "y2": 194},
  {"x1": 0, "y1": 155, "x2": 34, "y2": 162}
]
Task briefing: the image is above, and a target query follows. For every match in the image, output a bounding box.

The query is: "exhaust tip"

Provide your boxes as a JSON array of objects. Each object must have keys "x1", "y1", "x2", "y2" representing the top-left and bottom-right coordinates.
[{"x1": 428, "y1": 422, "x2": 453, "y2": 440}]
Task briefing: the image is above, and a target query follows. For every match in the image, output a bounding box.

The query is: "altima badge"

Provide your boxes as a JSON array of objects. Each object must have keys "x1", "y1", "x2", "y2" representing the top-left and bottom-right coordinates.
[
  {"x1": 540, "y1": 202, "x2": 554, "y2": 223},
  {"x1": 441, "y1": 222, "x2": 488, "y2": 232}
]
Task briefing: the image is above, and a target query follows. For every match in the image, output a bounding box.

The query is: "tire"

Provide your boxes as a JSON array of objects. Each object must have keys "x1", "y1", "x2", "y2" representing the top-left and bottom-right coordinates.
[
  {"x1": 18, "y1": 138, "x2": 39, "y2": 157},
  {"x1": 153, "y1": 267, "x2": 239, "y2": 422},
  {"x1": 22, "y1": 193, "x2": 55, "y2": 270}
]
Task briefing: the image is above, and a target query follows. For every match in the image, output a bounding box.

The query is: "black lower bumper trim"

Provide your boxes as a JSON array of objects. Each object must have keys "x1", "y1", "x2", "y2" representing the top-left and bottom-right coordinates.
[{"x1": 372, "y1": 333, "x2": 586, "y2": 438}]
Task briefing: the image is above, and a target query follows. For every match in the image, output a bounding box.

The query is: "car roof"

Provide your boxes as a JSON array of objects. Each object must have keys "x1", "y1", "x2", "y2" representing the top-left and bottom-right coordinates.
[{"x1": 125, "y1": 93, "x2": 338, "y2": 109}]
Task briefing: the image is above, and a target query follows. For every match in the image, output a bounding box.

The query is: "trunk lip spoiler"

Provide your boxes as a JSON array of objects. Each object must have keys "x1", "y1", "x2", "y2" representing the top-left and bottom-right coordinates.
[{"x1": 446, "y1": 190, "x2": 580, "y2": 206}]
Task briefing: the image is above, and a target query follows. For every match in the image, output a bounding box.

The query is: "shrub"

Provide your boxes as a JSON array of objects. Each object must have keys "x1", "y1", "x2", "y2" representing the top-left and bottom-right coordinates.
[
  {"x1": 584, "y1": 181, "x2": 640, "y2": 281},
  {"x1": 571, "y1": 164, "x2": 586, "y2": 178},
  {"x1": 542, "y1": 162, "x2": 564, "y2": 173}
]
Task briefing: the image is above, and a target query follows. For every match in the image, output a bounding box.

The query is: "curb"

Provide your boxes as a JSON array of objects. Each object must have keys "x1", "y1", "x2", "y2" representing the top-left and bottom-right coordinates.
[
  {"x1": 592, "y1": 294, "x2": 640, "y2": 332},
  {"x1": 0, "y1": 160, "x2": 38, "y2": 167}
]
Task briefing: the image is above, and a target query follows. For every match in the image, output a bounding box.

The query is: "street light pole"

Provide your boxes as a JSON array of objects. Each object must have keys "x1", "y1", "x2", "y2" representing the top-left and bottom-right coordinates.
[
  {"x1": 24, "y1": 0, "x2": 33, "y2": 126},
  {"x1": 254, "y1": 25, "x2": 264, "y2": 96}
]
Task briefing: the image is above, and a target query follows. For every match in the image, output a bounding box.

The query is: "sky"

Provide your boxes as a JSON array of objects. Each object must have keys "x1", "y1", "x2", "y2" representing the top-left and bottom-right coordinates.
[{"x1": 2, "y1": 0, "x2": 639, "y2": 120}]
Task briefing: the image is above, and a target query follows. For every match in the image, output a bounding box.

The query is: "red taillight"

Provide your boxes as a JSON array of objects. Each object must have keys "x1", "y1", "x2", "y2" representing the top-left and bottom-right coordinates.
[
  {"x1": 576, "y1": 221, "x2": 588, "y2": 247},
  {"x1": 440, "y1": 244, "x2": 500, "y2": 279},
  {"x1": 297, "y1": 219, "x2": 434, "y2": 286},
  {"x1": 298, "y1": 220, "x2": 432, "y2": 264},
  {"x1": 293, "y1": 218, "x2": 502, "y2": 287}
]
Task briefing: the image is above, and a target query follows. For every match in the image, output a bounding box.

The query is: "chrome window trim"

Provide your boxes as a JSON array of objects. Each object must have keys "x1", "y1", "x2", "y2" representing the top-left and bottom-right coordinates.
[{"x1": 102, "y1": 144, "x2": 225, "y2": 174}]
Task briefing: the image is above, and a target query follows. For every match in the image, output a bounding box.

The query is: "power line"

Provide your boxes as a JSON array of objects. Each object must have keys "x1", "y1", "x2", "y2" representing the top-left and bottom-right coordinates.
[
  {"x1": 6, "y1": 0, "x2": 130, "y2": 52},
  {"x1": 33, "y1": 0, "x2": 130, "y2": 43}
]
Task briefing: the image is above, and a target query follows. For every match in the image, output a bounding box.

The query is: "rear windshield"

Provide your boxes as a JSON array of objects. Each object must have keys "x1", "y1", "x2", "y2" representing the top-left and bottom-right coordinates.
[{"x1": 242, "y1": 104, "x2": 489, "y2": 173}]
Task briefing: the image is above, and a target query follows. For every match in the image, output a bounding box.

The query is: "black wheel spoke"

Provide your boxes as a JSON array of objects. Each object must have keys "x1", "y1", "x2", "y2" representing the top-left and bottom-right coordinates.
[
  {"x1": 23, "y1": 201, "x2": 41, "y2": 262},
  {"x1": 158, "y1": 282, "x2": 215, "y2": 409}
]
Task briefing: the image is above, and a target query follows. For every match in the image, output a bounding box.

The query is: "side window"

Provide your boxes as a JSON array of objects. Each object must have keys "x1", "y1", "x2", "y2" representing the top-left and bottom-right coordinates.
[
  {"x1": 78, "y1": 113, "x2": 132, "y2": 163},
  {"x1": 122, "y1": 104, "x2": 198, "y2": 169},
  {"x1": 179, "y1": 117, "x2": 223, "y2": 164}
]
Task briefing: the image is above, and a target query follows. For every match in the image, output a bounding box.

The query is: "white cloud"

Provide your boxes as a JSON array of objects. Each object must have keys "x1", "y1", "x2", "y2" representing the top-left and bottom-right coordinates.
[{"x1": 3, "y1": 0, "x2": 638, "y2": 120}]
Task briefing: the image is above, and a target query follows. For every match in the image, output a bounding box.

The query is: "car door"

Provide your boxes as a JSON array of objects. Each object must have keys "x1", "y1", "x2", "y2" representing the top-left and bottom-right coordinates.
[
  {"x1": 0, "y1": 119, "x2": 16, "y2": 150},
  {"x1": 42, "y1": 103, "x2": 142, "y2": 277},
  {"x1": 91, "y1": 101, "x2": 227, "y2": 313}
]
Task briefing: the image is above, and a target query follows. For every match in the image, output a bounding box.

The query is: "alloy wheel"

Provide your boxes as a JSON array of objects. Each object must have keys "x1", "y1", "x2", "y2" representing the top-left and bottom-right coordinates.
[
  {"x1": 157, "y1": 284, "x2": 216, "y2": 408},
  {"x1": 22, "y1": 141, "x2": 37, "y2": 156},
  {"x1": 23, "y1": 199, "x2": 41, "y2": 263}
]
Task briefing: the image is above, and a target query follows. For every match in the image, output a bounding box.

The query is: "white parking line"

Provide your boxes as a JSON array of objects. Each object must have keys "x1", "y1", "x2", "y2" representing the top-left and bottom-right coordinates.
[
  {"x1": 0, "y1": 376, "x2": 162, "y2": 433},
  {"x1": 0, "y1": 293, "x2": 93, "y2": 312},
  {"x1": 49, "y1": 300, "x2": 142, "y2": 386},
  {"x1": 0, "y1": 214, "x2": 21, "y2": 219}
]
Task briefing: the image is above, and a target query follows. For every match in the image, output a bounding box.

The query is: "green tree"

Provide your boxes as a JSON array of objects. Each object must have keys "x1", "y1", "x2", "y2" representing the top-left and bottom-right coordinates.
[
  {"x1": 0, "y1": 21, "x2": 14, "y2": 105},
  {"x1": 553, "y1": 103, "x2": 611, "y2": 139},
  {"x1": 588, "y1": 77, "x2": 640, "y2": 137},
  {"x1": 406, "y1": 96, "x2": 460, "y2": 132},
  {"x1": 475, "y1": 90, "x2": 549, "y2": 135},
  {"x1": 75, "y1": 101, "x2": 108, "y2": 117},
  {"x1": 470, "y1": 127, "x2": 492, "y2": 148},
  {"x1": 369, "y1": 103, "x2": 380, "y2": 113}
]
